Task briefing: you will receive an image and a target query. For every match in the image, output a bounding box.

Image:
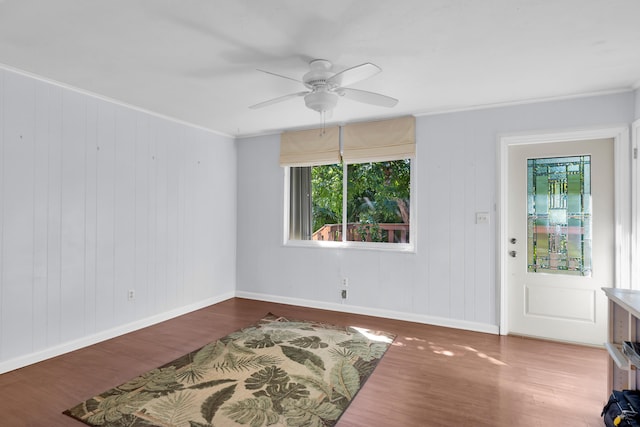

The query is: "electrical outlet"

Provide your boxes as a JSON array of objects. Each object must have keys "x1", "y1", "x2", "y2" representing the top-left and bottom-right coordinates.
[
  {"x1": 341, "y1": 289, "x2": 347, "y2": 299},
  {"x1": 128, "y1": 289, "x2": 135, "y2": 301},
  {"x1": 476, "y1": 212, "x2": 490, "y2": 224}
]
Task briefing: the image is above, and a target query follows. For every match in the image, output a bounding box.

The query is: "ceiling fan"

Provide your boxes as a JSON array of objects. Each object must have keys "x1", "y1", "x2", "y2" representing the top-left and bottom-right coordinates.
[{"x1": 249, "y1": 59, "x2": 398, "y2": 114}]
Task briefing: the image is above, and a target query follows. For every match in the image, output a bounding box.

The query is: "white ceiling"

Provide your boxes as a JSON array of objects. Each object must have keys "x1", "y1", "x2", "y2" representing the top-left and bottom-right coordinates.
[{"x1": 1, "y1": 0, "x2": 639, "y2": 138}]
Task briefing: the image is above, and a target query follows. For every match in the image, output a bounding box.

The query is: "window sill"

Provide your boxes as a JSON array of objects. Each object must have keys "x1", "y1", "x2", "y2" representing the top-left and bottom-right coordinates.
[{"x1": 284, "y1": 239, "x2": 415, "y2": 253}]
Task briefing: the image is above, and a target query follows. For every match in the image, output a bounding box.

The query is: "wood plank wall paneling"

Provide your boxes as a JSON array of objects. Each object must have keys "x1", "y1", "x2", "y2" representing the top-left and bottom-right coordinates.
[
  {"x1": 0, "y1": 68, "x2": 237, "y2": 368},
  {"x1": 60, "y1": 90, "x2": 87, "y2": 343},
  {"x1": 95, "y1": 99, "x2": 117, "y2": 332},
  {"x1": 2, "y1": 72, "x2": 36, "y2": 360}
]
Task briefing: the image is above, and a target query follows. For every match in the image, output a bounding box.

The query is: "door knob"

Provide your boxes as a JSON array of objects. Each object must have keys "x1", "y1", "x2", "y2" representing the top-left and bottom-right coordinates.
[
  {"x1": 510, "y1": 238, "x2": 517, "y2": 244},
  {"x1": 509, "y1": 250, "x2": 517, "y2": 258}
]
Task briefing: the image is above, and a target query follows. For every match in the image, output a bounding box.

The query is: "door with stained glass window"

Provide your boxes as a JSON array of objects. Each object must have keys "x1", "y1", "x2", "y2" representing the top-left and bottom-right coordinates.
[{"x1": 507, "y1": 139, "x2": 613, "y2": 345}]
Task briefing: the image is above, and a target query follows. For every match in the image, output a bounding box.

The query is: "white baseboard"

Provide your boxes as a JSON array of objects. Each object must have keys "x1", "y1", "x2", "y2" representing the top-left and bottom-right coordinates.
[
  {"x1": 1, "y1": 290, "x2": 499, "y2": 375},
  {"x1": 0, "y1": 292, "x2": 235, "y2": 375},
  {"x1": 235, "y1": 291, "x2": 500, "y2": 335}
]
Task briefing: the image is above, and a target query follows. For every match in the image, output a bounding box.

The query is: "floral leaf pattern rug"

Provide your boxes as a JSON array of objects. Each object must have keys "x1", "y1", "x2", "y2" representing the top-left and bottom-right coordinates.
[{"x1": 64, "y1": 313, "x2": 396, "y2": 427}]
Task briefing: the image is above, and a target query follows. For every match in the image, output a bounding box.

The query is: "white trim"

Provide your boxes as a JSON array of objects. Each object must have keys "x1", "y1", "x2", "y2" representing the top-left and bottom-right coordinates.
[
  {"x1": 0, "y1": 63, "x2": 233, "y2": 139},
  {"x1": 0, "y1": 292, "x2": 235, "y2": 375},
  {"x1": 4, "y1": 62, "x2": 631, "y2": 140},
  {"x1": 410, "y1": 145, "x2": 418, "y2": 250},
  {"x1": 283, "y1": 239, "x2": 416, "y2": 253},
  {"x1": 236, "y1": 291, "x2": 499, "y2": 335},
  {"x1": 633, "y1": 119, "x2": 640, "y2": 290},
  {"x1": 342, "y1": 160, "x2": 348, "y2": 242},
  {"x1": 497, "y1": 125, "x2": 631, "y2": 335},
  {"x1": 414, "y1": 89, "x2": 634, "y2": 119},
  {"x1": 282, "y1": 166, "x2": 290, "y2": 245},
  {"x1": 240, "y1": 91, "x2": 635, "y2": 138}
]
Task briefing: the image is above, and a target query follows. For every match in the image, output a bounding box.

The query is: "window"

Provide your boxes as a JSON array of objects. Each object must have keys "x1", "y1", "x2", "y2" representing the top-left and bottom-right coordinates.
[
  {"x1": 283, "y1": 116, "x2": 415, "y2": 249},
  {"x1": 347, "y1": 160, "x2": 410, "y2": 243},
  {"x1": 289, "y1": 164, "x2": 341, "y2": 241},
  {"x1": 289, "y1": 159, "x2": 411, "y2": 245}
]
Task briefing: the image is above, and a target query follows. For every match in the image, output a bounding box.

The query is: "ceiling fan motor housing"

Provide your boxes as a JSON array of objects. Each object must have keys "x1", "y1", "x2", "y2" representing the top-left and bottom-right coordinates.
[
  {"x1": 303, "y1": 60, "x2": 339, "y2": 112},
  {"x1": 303, "y1": 59, "x2": 334, "y2": 89}
]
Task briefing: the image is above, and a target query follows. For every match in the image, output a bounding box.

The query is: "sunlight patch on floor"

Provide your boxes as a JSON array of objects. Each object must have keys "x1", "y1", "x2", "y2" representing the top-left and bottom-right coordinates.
[{"x1": 350, "y1": 326, "x2": 394, "y2": 344}]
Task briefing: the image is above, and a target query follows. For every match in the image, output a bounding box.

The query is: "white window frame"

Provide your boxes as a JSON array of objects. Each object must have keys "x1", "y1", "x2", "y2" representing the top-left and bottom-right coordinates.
[{"x1": 283, "y1": 155, "x2": 417, "y2": 253}]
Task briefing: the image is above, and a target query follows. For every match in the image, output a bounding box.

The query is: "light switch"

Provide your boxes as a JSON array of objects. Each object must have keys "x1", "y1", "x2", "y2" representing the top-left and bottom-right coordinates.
[{"x1": 476, "y1": 212, "x2": 490, "y2": 224}]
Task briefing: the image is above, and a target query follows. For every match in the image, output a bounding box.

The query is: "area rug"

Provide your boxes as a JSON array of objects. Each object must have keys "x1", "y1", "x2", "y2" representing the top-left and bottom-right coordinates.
[{"x1": 64, "y1": 313, "x2": 395, "y2": 427}]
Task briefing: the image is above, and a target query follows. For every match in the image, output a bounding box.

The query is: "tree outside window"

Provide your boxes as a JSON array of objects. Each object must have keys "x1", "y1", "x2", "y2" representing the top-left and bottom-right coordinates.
[{"x1": 292, "y1": 159, "x2": 411, "y2": 244}]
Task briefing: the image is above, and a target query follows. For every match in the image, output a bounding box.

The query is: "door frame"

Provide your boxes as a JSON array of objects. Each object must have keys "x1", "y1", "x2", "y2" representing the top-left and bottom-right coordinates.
[
  {"x1": 498, "y1": 126, "x2": 631, "y2": 336},
  {"x1": 633, "y1": 119, "x2": 640, "y2": 292}
]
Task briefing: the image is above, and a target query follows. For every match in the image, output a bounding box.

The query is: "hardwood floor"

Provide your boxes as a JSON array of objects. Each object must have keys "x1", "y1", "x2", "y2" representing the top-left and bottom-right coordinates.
[{"x1": 0, "y1": 298, "x2": 607, "y2": 426}]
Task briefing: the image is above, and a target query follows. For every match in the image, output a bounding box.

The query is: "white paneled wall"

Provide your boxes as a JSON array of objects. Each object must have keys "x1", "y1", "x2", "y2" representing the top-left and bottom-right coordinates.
[
  {"x1": 0, "y1": 69, "x2": 236, "y2": 371},
  {"x1": 235, "y1": 92, "x2": 636, "y2": 333}
]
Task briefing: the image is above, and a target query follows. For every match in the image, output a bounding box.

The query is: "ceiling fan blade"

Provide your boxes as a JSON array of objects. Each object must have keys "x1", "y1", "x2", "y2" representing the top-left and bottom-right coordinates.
[
  {"x1": 338, "y1": 88, "x2": 398, "y2": 108},
  {"x1": 249, "y1": 91, "x2": 309, "y2": 109},
  {"x1": 327, "y1": 63, "x2": 381, "y2": 88},
  {"x1": 257, "y1": 69, "x2": 302, "y2": 84}
]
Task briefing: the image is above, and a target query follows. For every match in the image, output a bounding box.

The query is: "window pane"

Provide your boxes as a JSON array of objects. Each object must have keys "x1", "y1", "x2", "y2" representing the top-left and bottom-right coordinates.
[
  {"x1": 346, "y1": 159, "x2": 411, "y2": 243},
  {"x1": 289, "y1": 167, "x2": 312, "y2": 240},
  {"x1": 527, "y1": 156, "x2": 591, "y2": 276},
  {"x1": 310, "y1": 164, "x2": 343, "y2": 241}
]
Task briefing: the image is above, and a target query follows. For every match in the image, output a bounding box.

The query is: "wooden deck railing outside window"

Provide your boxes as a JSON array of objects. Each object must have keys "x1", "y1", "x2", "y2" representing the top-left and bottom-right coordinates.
[{"x1": 312, "y1": 223, "x2": 409, "y2": 243}]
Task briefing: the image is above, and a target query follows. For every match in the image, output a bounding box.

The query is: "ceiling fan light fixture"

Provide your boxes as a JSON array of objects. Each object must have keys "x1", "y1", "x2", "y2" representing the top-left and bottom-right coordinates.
[{"x1": 304, "y1": 91, "x2": 338, "y2": 113}]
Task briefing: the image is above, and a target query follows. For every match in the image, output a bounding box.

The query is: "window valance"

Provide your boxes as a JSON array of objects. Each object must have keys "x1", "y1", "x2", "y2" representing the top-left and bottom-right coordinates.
[
  {"x1": 279, "y1": 116, "x2": 415, "y2": 166},
  {"x1": 342, "y1": 116, "x2": 415, "y2": 163},
  {"x1": 279, "y1": 126, "x2": 340, "y2": 167}
]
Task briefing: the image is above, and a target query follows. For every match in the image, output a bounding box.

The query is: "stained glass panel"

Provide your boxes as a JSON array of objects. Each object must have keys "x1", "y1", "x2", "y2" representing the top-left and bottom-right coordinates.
[{"x1": 527, "y1": 156, "x2": 591, "y2": 276}]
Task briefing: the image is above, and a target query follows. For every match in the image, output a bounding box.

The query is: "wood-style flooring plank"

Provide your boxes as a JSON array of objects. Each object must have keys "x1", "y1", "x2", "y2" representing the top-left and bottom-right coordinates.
[{"x1": 0, "y1": 298, "x2": 607, "y2": 426}]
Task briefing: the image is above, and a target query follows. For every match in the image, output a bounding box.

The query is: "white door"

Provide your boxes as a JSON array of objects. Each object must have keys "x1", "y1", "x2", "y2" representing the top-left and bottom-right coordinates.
[{"x1": 507, "y1": 138, "x2": 614, "y2": 345}]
